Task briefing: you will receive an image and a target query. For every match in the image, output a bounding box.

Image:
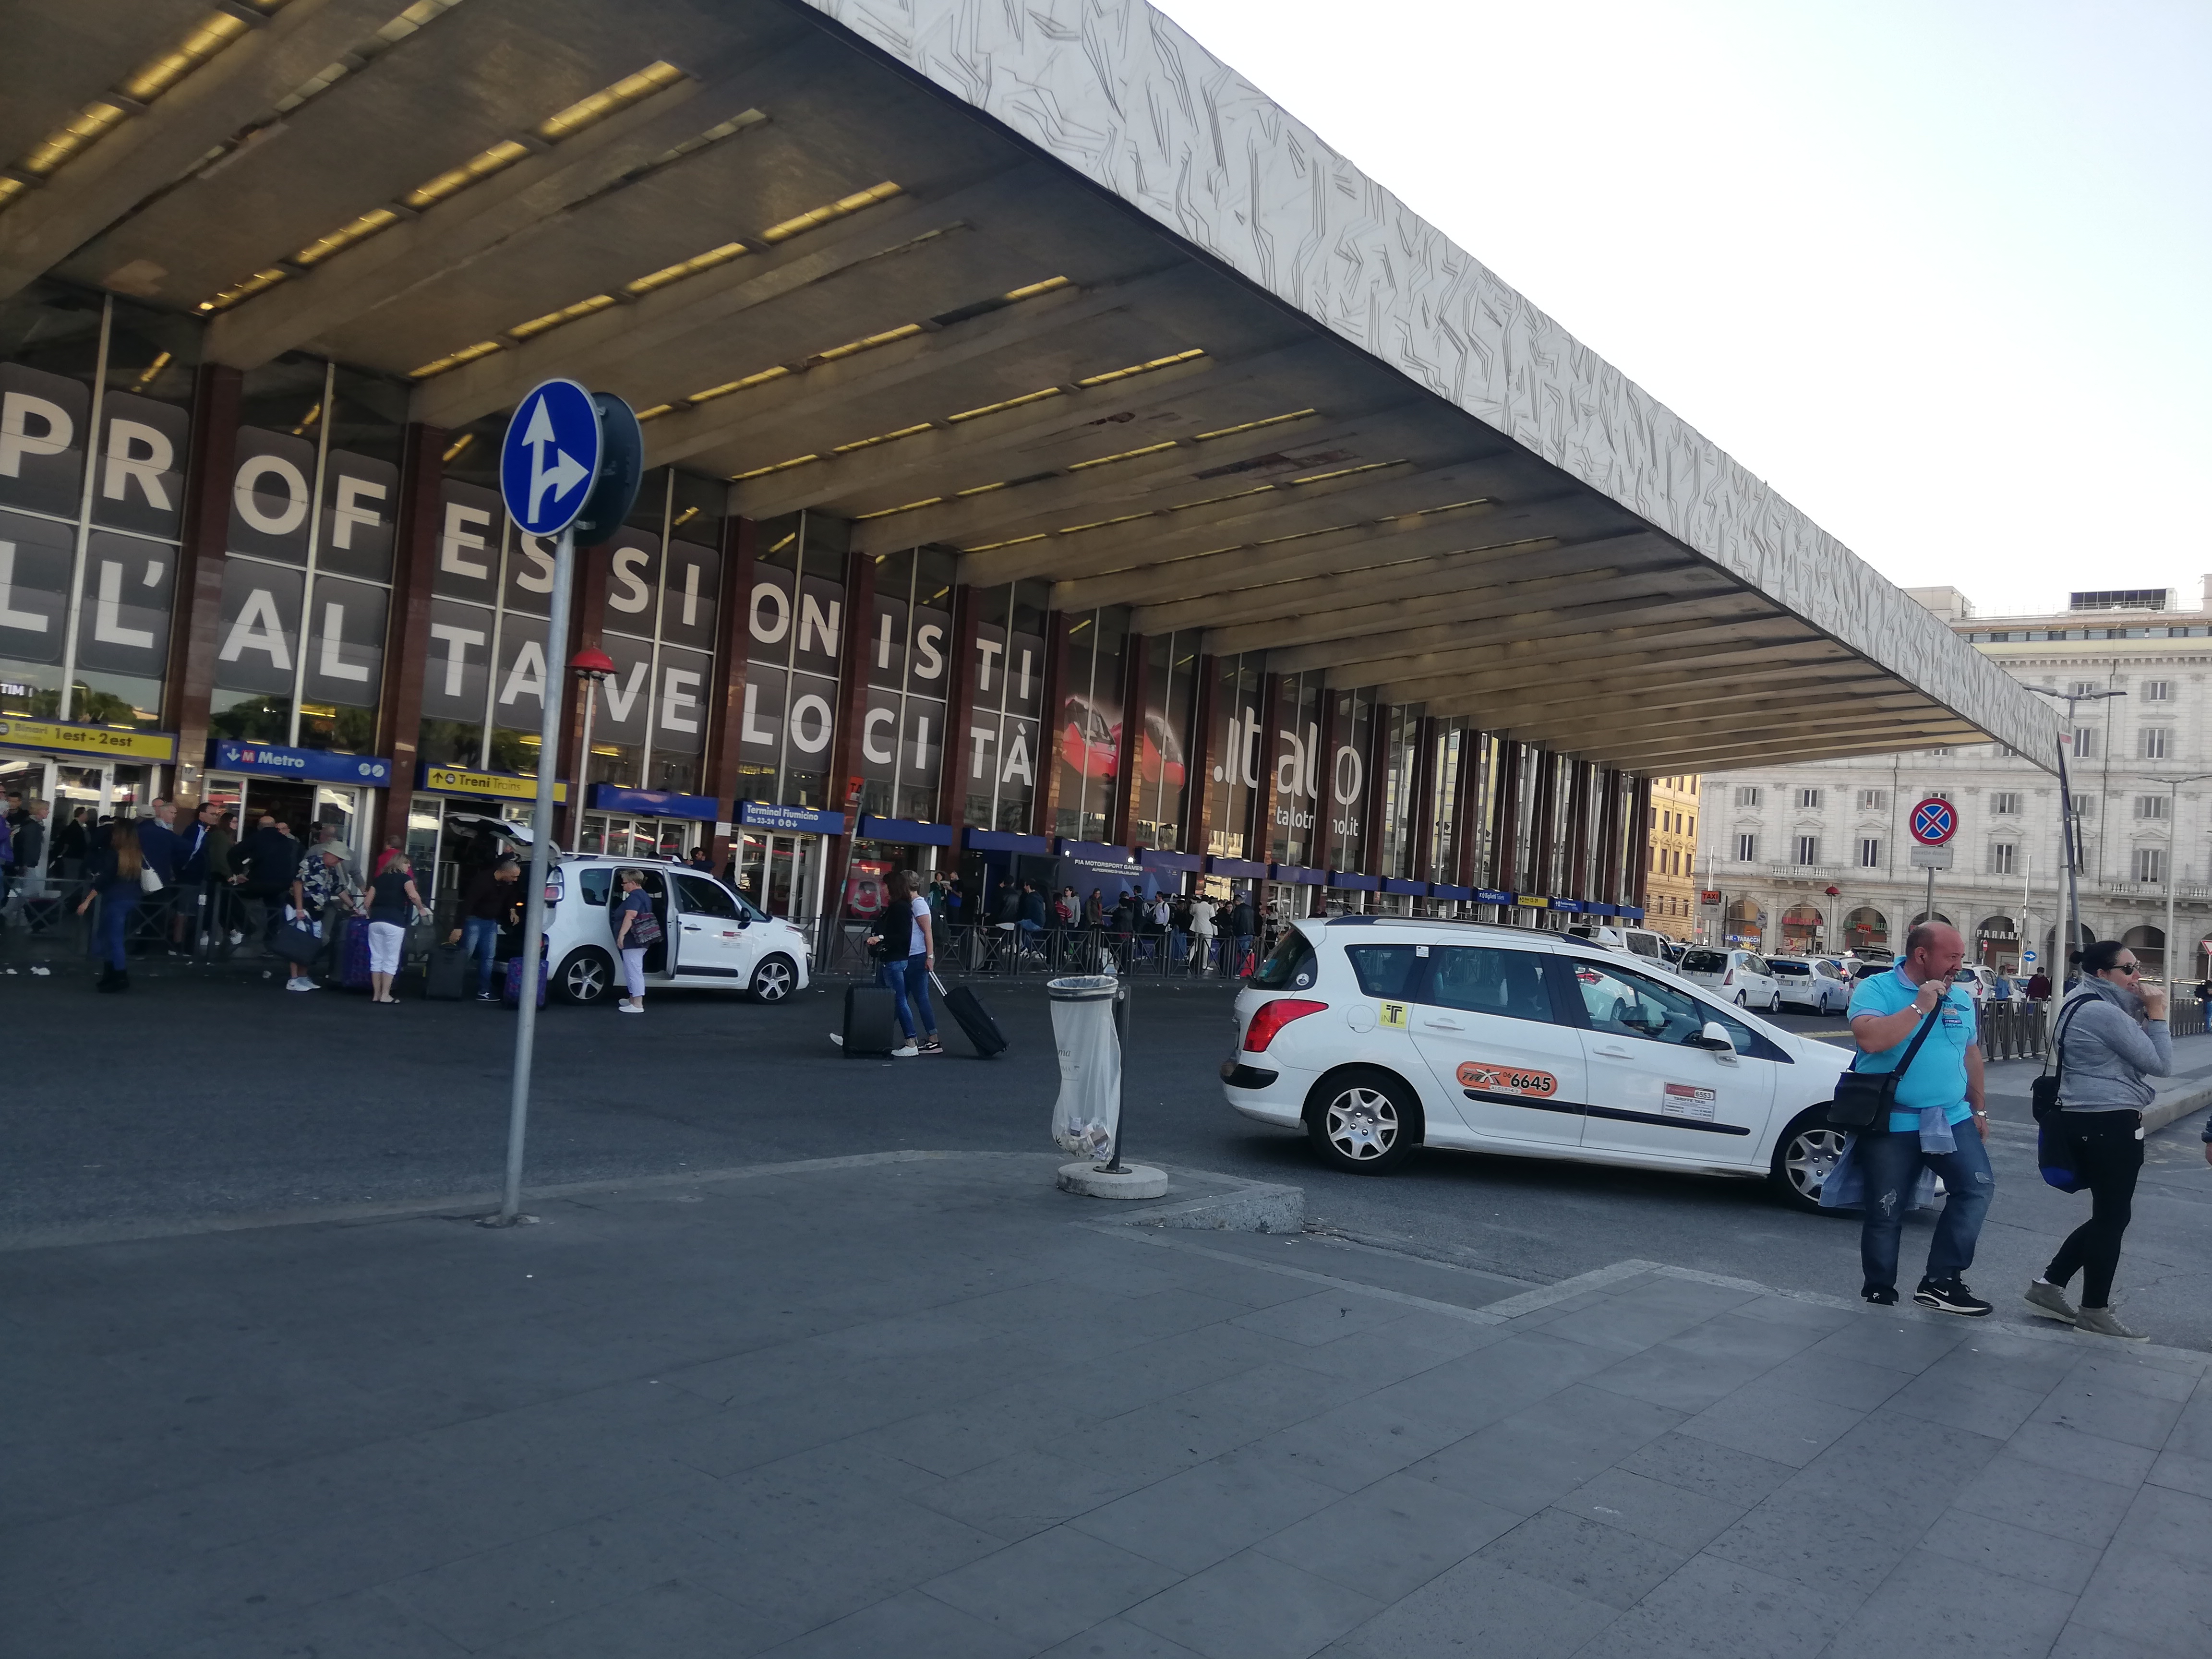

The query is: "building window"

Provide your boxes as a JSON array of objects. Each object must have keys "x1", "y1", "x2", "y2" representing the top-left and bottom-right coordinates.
[
  {"x1": 2141, "y1": 728, "x2": 2169, "y2": 759},
  {"x1": 1991, "y1": 792, "x2": 2021, "y2": 815},
  {"x1": 2137, "y1": 795, "x2": 2169, "y2": 820},
  {"x1": 1735, "y1": 833, "x2": 1757, "y2": 862},
  {"x1": 1794, "y1": 835, "x2": 1819, "y2": 866},
  {"x1": 1858, "y1": 789, "x2": 1887, "y2": 811},
  {"x1": 1735, "y1": 786, "x2": 1760, "y2": 807},
  {"x1": 1924, "y1": 746, "x2": 1950, "y2": 757},
  {"x1": 2143, "y1": 680, "x2": 2172, "y2": 701},
  {"x1": 1797, "y1": 788, "x2": 1822, "y2": 809},
  {"x1": 1989, "y1": 842, "x2": 2016, "y2": 875},
  {"x1": 2071, "y1": 681, "x2": 2099, "y2": 696},
  {"x1": 1858, "y1": 837, "x2": 1881, "y2": 868},
  {"x1": 2073, "y1": 727, "x2": 2098, "y2": 761},
  {"x1": 2074, "y1": 796, "x2": 2097, "y2": 821},
  {"x1": 2133, "y1": 847, "x2": 2166, "y2": 883}
]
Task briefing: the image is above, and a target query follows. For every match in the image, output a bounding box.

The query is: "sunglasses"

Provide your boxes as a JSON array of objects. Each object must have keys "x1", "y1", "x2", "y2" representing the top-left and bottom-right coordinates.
[{"x1": 2113, "y1": 963, "x2": 2141, "y2": 975}]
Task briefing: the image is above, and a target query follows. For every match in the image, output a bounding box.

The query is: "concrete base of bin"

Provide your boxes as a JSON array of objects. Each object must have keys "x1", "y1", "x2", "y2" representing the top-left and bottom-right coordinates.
[{"x1": 1058, "y1": 1161, "x2": 1170, "y2": 1201}]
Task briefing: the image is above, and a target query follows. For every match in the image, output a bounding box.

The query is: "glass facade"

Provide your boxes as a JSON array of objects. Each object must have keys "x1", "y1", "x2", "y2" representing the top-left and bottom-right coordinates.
[
  {"x1": 958, "y1": 580, "x2": 1047, "y2": 831},
  {"x1": 0, "y1": 279, "x2": 1640, "y2": 917},
  {"x1": 0, "y1": 284, "x2": 195, "y2": 731}
]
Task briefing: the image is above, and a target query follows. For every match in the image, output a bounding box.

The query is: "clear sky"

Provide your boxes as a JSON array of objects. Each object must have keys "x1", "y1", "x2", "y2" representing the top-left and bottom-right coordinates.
[{"x1": 1153, "y1": 0, "x2": 2211, "y2": 620}]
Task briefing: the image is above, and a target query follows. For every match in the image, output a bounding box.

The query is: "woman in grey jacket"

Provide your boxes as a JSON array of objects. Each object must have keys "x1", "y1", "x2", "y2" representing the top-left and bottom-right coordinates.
[{"x1": 2026, "y1": 939, "x2": 2170, "y2": 1338}]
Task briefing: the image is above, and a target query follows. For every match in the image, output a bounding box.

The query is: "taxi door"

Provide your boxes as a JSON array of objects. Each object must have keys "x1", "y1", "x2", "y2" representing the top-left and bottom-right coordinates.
[
  {"x1": 1563, "y1": 955, "x2": 1775, "y2": 1166},
  {"x1": 672, "y1": 873, "x2": 750, "y2": 980},
  {"x1": 1406, "y1": 943, "x2": 1588, "y2": 1148}
]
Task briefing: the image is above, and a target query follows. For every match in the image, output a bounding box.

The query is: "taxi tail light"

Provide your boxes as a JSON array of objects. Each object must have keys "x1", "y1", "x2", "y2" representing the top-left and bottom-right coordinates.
[
  {"x1": 1721, "y1": 969, "x2": 1734, "y2": 986},
  {"x1": 1244, "y1": 998, "x2": 1327, "y2": 1053}
]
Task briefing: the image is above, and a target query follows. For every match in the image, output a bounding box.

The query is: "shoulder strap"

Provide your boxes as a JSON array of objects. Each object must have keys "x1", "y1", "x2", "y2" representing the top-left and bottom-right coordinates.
[
  {"x1": 1863, "y1": 994, "x2": 1945, "y2": 1077},
  {"x1": 2046, "y1": 996, "x2": 2089, "y2": 1085}
]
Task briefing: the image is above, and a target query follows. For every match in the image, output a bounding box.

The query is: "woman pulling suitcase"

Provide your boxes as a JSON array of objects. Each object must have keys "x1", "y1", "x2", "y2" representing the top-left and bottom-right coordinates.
[{"x1": 866, "y1": 868, "x2": 941, "y2": 1058}]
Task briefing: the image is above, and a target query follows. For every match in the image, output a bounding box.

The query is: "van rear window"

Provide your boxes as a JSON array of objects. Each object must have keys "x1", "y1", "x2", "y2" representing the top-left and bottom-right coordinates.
[
  {"x1": 1345, "y1": 944, "x2": 1424, "y2": 998},
  {"x1": 1679, "y1": 949, "x2": 1727, "y2": 973}
]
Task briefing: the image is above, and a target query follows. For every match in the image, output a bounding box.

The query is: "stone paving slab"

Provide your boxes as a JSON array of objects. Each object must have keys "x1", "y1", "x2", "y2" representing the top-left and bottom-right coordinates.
[{"x1": 4, "y1": 1153, "x2": 2208, "y2": 1658}]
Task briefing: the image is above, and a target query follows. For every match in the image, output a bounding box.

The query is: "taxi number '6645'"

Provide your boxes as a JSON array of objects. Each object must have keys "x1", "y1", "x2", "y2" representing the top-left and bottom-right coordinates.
[{"x1": 1456, "y1": 1062, "x2": 1559, "y2": 1098}]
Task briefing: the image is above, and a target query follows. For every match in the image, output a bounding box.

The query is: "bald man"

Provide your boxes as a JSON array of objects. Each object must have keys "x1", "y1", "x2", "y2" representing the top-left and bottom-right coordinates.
[{"x1": 1845, "y1": 921, "x2": 1994, "y2": 1316}]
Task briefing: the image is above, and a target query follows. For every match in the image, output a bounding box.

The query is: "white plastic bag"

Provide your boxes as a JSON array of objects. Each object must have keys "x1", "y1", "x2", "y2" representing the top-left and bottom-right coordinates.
[{"x1": 1048, "y1": 975, "x2": 1120, "y2": 1159}]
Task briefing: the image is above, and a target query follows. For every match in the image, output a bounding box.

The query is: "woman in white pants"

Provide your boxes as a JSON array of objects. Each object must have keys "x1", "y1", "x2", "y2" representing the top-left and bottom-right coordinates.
[
  {"x1": 364, "y1": 848, "x2": 429, "y2": 1004},
  {"x1": 612, "y1": 869, "x2": 658, "y2": 1012},
  {"x1": 1188, "y1": 894, "x2": 1216, "y2": 967}
]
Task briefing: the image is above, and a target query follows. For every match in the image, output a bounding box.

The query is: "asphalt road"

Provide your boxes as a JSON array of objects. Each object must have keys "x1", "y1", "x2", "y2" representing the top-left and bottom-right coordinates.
[{"x1": 8, "y1": 962, "x2": 2210, "y2": 1348}]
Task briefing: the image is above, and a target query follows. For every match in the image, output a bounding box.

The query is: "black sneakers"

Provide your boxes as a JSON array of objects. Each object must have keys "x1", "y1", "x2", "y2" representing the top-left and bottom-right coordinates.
[
  {"x1": 1862, "y1": 1285, "x2": 1898, "y2": 1307},
  {"x1": 1914, "y1": 1276, "x2": 1993, "y2": 1317}
]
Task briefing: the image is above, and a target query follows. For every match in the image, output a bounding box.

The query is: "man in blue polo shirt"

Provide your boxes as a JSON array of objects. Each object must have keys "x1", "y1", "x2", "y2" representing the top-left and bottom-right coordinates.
[{"x1": 1846, "y1": 921, "x2": 1994, "y2": 1315}]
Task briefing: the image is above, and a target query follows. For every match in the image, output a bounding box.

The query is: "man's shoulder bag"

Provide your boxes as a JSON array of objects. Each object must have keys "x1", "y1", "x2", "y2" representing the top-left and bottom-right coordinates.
[{"x1": 1831, "y1": 998, "x2": 1944, "y2": 1130}]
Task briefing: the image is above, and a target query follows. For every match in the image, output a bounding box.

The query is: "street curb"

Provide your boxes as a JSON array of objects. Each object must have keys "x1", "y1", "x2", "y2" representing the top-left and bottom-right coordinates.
[
  {"x1": 2144, "y1": 1082, "x2": 2212, "y2": 1136},
  {"x1": 1088, "y1": 1170, "x2": 1305, "y2": 1234}
]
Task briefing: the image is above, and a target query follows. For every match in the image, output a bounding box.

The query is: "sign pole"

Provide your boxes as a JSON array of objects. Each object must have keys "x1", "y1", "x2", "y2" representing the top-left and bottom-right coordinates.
[{"x1": 495, "y1": 523, "x2": 575, "y2": 1225}]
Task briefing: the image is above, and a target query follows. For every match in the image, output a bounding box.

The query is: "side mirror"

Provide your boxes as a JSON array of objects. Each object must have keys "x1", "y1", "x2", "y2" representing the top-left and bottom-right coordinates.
[{"x1": 1693, "y1": 1021, "x2": 1735, "y2": 1052}]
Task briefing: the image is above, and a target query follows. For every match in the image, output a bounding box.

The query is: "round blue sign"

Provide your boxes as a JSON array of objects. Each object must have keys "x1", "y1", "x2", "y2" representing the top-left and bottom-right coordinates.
[
  {"x1": 499, "y1": 379, "x2": 602, "y2": 536},
  {"x1": 1909, "y1": 797, "x2": 1957, "y2": 845}
]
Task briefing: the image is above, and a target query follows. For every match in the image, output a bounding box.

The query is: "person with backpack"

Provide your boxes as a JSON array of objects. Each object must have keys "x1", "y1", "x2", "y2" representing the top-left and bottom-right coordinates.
[
  {"x1": 1842, "y1": 921, "x2": 1994, "y2": 1316},
  {"x1": 865, "y1": 868, "x2": 941, "y2": 1057},
  {"x1": 2025, "y1": 940, "x2": 2169, "y2": 1340}
]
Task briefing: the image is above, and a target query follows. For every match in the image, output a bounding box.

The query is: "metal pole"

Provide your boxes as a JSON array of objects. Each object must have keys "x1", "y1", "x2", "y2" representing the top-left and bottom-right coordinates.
[
  {"x1": 2056, "y1": 731, "x2": 2080, "y2": 985},
  {"x1": 571, "y1": 677, "x2": 596, "y2": 855},
  {"x1": 1923, "y1": 861, "x2": 1936, "y2": 933},
  {"x1": 1100, "y1": 974, "x2": 1130, "y2": 1174},
  {"x1": 494, "y1": 524, "x2": 576, "y2": 1226},
  {"x1": 2167, "y1": 777, "x2": 2180, "y2": 989}
]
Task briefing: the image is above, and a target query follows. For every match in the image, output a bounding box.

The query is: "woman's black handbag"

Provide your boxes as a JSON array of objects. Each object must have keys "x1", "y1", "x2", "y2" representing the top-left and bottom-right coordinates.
[
  {"x1": 2032, "y1": 1000, "x2": 2091, "y2": 1192},
  {"x1": 1831, "y1": 1001, "x2": 1943, "y2": 1129}
]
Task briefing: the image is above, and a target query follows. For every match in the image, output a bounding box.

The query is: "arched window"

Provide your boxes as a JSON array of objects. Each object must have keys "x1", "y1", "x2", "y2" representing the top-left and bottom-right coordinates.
[{"x1": 1780, "y1": 904, "x2": 1824, "y2": 951}]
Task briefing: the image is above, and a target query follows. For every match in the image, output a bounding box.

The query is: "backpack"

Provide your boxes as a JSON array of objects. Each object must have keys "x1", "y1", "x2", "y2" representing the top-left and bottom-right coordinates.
[{"x1": 2032, "y1": 998, "x2": 2091, "y2": 1193}]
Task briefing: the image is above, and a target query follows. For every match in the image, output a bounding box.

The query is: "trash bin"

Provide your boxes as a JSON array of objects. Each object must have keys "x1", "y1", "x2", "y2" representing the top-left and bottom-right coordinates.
[{"x1": 1047, "y1": 974, "x2": 1120, "y2": 1159}]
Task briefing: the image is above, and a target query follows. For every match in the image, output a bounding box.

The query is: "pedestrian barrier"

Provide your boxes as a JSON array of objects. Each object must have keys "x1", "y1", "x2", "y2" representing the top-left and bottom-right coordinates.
[{"x1": 1977, "y1": 997, "x2": 2048, "y2": 1061}]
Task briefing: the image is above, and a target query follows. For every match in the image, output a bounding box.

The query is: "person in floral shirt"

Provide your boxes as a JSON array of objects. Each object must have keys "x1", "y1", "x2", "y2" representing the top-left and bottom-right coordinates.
[{"x1": 285, "y1": 843, "x2": 361, "y2": 992}]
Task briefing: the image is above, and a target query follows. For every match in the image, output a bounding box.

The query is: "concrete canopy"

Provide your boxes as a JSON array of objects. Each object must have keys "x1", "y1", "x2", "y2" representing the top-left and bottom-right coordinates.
[{"x1": 2, "y1": 0, "x2": 2054, "y2": 774}]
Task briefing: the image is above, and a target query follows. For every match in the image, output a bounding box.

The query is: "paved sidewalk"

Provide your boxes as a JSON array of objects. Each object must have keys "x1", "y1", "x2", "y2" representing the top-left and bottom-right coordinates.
[{"x1": 5, "y1": 1154, "x2": 2208, "y2": 1658}]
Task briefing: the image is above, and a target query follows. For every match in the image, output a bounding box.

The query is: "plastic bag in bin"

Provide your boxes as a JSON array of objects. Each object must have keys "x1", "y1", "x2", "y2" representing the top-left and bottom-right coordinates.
[{"x1": 1047, "y1": 975, "x2": 1120, "y2": 1159}]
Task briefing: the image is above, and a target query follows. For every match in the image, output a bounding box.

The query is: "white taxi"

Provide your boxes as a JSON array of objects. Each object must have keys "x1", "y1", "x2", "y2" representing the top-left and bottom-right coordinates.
[
  {"x1": 543, "y1": 854, "x2": 811, "y2": 1005},
  {"x1": 1221, "y1": 917, "x2": 1851, "y2": 1211},
  {"x1": 1673, "y1": 946, "x2": 1783, "y2": 1012},
  {"x1": 1767, "y1": 955, "x2": 1853, "y2": 1014}
]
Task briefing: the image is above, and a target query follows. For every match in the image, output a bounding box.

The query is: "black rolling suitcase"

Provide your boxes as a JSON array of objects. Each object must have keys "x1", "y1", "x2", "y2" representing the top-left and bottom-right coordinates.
[
  {"x1": 933, "y1": 972, "x2": 1008, "y2": 1058},
  {"x1": 424, "y1": 943, "x2": 468, "y2": 1000},
  {"x1": 842, "y1": 984, "x2": 901, "y2": 1056}
]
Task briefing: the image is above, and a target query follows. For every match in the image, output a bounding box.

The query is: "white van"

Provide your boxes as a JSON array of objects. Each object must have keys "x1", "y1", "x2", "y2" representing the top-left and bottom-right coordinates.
[
  {"x1": 1567, "y1": 923, "x2": 1676, "y2": 966},
  {"x1": 541, "y1": 854, "x2": 812, "y2": 1004}
]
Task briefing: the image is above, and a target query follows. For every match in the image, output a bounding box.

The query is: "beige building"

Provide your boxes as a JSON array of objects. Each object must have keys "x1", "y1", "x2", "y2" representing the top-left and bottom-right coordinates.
[
  {"x1": 1646, "y1": 775, "x2": 1703, "y2": 940},
  {"x1": 1699, "y1": 583, "x2": 2212, "y2": 978}
]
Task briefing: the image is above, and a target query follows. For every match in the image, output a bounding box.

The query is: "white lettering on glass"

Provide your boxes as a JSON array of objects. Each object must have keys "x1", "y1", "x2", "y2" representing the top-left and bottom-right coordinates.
[
  {"x1": 234, "y1": 455, "x2": 309, "y2": 536},
  {"x1": 219, "y1": 587, "x2": 292, "y2": 667},
  {"x1": 427, "y1": 622, "x2": 483, "y2": 696},
  {"x1": 439, "y1": 501, "x2": 492, "y2": 578},
  {"x1": 102, "y1": 420, "x2": 173, "y2": 508}
]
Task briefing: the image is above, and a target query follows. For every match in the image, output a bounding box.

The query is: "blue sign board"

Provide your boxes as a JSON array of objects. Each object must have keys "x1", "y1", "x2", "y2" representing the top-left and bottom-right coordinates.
[
  {"x1": 858, "y1": 815, "x2": 957, "y2": 847},
  {"x1": 1270, "y1": 865, "x2": 1325, "y2": 886},
  {"x1": 1139, "y1": 848, "x2": 1205, "y2": 873},
  {"x1": 1328, "y1": 871, "x2": 1381, "y2": 891},
  {"x1": 1209, "y1": 856, "x2": 1269, "y2": 880},
  {"x1": 1475, "y1": 888, "x2": 1514, "y2": 906},
  {"x1": 964, "y1": 828, "x2": 1053, "y2": 856},
  {"x1": 592, "y1": 784, "x2": 719, "y2": 823},
  {"x1": 737, "y1": 799, "x2": 847, "y2": 835},
  {"x1": 499, "y1": 379, "x2": 602, "y2": 536},
  {"x1": 210, "y1": 739, "x2": 393, "y2": 786},
  {"x1": 1431, "y1": 883, "x2": 1474, "y2": 902},
  {"x1": 1382, "y1": 878, "x2": 1429, "y2": 896}
]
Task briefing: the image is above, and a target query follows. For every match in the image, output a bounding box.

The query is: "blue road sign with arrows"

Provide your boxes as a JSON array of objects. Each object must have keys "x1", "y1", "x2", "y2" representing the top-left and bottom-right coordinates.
[
  {"x1": 499, "y1": 379, "x2": 601, "y2": 536},
  {"x1": 1910, "y1": 797, "x2": 1957, "y2": 845}
]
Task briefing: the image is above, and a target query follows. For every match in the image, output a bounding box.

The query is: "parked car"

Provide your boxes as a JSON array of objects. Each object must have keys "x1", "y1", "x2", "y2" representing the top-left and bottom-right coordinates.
[
  {"x1": 543, "y1": 854, "x2": 811, "y2": 1005},
  {"x1": 1564, "y1": 923, "x2": 1676, "y2": 967},
  {"x1": 1672, "y1": 946, "x2": 1783, "y2": 1011},
  {"x1": 1950, "y1": 965, "x2": 2000, "y2": 1003},
  {"x1": 1766, "y1": 955, "x2": 1852, "y2": 1014},
  {"x1": 1221, "y1": 917, "x2": 1855, "y2": 1212}
]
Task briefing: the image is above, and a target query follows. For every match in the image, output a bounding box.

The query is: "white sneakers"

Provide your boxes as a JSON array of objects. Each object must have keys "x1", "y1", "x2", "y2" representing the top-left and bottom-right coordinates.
[
  {"x1": 890, "y1": 1044, "x2": 920, "y2": 1058},
  {"x1": 617, "y1": 999, "x2": 642, "y2": 1014},
  {"x1": 285, "y1": 978, "x2": 318, "y2": 992}
]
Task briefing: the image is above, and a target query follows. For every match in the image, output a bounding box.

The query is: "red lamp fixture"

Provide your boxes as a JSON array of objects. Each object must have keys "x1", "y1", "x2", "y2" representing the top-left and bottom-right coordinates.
[{"x1": 569, "y1": 646, "x2": 616, "y2": 678}]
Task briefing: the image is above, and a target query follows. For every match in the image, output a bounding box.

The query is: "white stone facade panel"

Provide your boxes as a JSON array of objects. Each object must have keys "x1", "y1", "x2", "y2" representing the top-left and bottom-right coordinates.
[{"x1": 804, "y1": 0, "x2": 2052, "y2": 762}]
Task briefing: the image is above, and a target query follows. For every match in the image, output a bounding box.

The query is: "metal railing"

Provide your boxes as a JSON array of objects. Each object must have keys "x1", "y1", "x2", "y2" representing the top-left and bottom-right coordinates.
[{"x1": 804, "y1": 913, "x2": 1262, "y2": 982}]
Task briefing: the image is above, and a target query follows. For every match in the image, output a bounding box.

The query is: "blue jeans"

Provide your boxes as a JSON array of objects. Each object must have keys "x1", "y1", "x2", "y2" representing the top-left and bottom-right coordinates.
[
  {"x1": 879, "y1": 953, "x2": 935, "y2": 1041},
  {"x1": 461, "y1": 916, "x2": 501, "y2": 996},
  {"x1": 1856, "y1": 1123, "x2": 1995, "y2": 1292},
  {"x1": 94, "y1": 893, "x2": 135, "y2": 971}
]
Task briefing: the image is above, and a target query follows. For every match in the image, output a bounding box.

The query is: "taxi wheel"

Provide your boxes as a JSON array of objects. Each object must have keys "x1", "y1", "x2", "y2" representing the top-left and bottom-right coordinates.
[
  {"x1": 1306, "y1": 1068, "x2": 1422, "y2": 1175},
  {"x1": 750, "y1": 954, "x2": 797, "y2": 1003},
  {"x1": 1771, "y1": 1108, "x2": 1853, "y2": 1214},
  {"x1": 556, "y1": 947, "x2": 614, "y2": 1005}
]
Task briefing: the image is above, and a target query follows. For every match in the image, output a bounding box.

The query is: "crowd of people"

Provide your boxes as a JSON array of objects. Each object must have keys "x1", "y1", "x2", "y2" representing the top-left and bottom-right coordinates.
[{"x1": 915, "y1": 873, "x2": 1262, "y2": 974}]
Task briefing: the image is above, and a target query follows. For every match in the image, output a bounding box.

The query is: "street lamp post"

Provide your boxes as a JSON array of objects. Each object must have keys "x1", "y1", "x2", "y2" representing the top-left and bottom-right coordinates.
[
  {"x1": 2026, "y1": 685, "x2": 2126, "y2": 984},
  {"x1": 567, "y1": 647, "x2": 615, "y2": 854},
  {"x1": 2150, "y1": 772, "x2": 2212, "y2": 988}
]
